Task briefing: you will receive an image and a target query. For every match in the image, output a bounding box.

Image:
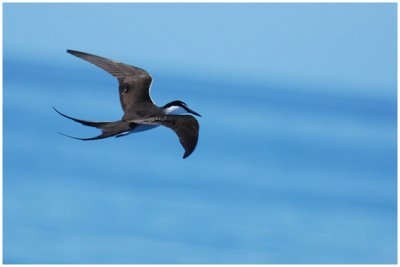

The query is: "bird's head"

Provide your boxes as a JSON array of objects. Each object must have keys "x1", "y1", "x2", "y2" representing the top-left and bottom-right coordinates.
[{"x1": 162, "y1": 100, "x2": 201, "y2": 117}]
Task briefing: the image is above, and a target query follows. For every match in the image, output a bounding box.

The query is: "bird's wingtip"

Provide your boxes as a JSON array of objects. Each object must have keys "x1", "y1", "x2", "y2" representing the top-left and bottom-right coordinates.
[
  {"x1": 53, "y1": 106, "x2": 64, "y2": 116},
  {"x1": 66, "y1": 49, "x2": 82, "y2": 56},
  {"x1": 182, "y1": 151, "x2": 192, "y2": 159}
]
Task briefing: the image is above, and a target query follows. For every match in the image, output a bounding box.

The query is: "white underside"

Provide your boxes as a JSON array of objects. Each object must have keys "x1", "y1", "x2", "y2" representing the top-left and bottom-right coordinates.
[
  {"x1": 133, "y1": 124, "x2": 159, "y2": 133},
  {"x1": 119, "y1": 105, "x2": 184, "y2": 137},
  {"x1": 119, "y1": 124, "x2": 159, "y2": 137}
]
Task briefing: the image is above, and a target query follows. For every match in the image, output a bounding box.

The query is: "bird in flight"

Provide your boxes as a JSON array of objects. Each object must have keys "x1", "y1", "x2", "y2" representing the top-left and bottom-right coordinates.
[{"x1": 54, "y1": 50, "x2": 201, "y2": 159}]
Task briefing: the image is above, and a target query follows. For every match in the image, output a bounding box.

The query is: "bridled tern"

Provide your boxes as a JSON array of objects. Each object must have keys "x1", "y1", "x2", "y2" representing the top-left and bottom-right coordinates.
[{"x1": 54, "y1": 50, "x2": 201, "y2": 159}]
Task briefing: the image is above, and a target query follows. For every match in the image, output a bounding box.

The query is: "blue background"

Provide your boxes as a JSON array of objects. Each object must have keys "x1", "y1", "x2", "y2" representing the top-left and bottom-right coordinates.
[{"x1": 3, "y1": 3, "x2": 397, "y2": 264}]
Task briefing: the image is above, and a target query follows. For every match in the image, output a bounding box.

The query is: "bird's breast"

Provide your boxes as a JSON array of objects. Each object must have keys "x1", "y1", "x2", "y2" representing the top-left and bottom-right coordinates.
[{"x1": 131, "y1": 124, "x2": 159, "y2": 133}]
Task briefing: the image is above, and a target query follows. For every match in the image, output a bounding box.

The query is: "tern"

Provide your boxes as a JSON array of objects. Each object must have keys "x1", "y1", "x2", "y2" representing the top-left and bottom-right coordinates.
[{"x1": 54, "y1": 50, "x2": 201, "y2": 159}]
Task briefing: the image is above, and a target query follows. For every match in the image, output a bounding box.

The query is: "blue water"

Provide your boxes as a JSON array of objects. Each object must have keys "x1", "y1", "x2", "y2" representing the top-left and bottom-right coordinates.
[{"x1": 3, "y1": 3, "x2": 397, "y2": 264}]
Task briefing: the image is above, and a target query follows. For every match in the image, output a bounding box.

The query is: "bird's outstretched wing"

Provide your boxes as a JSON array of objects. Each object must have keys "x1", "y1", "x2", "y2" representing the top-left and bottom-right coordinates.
[
  {"x1": 67, "y1": 49, "x2": 153, "y2": 113},
  {"x1": 133, "y1": 115, "x2": 200, "y2": 159}
]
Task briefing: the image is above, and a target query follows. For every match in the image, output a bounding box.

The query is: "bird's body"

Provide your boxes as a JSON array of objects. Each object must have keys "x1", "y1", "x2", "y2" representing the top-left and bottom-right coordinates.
[{"x1": 55, "y1": 50, "x2": 201, "y2": 158}]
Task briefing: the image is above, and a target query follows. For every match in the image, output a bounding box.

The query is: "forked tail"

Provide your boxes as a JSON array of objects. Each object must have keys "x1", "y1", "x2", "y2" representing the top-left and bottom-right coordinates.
[{"x1": 53, "y1": 107, "x2": 133, "y2": 140}]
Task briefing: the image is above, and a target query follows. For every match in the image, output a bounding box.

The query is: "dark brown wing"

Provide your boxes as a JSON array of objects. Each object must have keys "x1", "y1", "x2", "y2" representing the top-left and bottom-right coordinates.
[
  {"x1": 67, "y1": 50, "x2": 153, "y2": 113},
  {"x1": 133, "y1": 115, "x2": 200, "y2": 159}
]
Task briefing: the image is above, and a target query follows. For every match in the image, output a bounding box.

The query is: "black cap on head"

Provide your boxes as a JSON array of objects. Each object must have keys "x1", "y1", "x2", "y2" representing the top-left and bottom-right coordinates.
[{"x1": 163, "y1": 100, "x2": 201, "y2": 117}]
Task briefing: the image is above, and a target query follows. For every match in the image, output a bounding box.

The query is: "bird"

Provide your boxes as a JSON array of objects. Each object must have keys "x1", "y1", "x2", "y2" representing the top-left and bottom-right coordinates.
[{"x1": 54, "y1": 50, "x2": 201, "y2": 159}]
